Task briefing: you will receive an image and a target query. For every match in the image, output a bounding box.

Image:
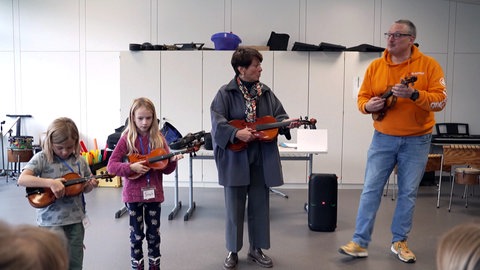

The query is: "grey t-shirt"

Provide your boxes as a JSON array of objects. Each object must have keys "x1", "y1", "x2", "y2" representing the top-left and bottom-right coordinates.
[{"x1": 23, "y1": 152, "x2": 92, "y2": 226}]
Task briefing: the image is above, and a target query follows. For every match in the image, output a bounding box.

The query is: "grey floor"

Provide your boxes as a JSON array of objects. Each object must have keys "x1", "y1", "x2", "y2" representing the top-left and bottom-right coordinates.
[{"x1": 1, "y1": 175, "x2": 479, "y2": 270}]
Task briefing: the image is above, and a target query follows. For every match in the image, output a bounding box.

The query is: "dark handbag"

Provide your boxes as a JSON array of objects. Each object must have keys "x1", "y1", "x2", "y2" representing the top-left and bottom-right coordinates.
[
  {"x1": 204, "y1": 133, "x2": 213, "y2": 150},
  {"x1": 318, "y1": 42, "x2": 346, "y2": 51},
  {"x1": 292, "y1": 42, "x2": 320, "y2": 51},
  {"x1": 160, "y1": 122, "x2": 183, "y2": 145},
  {"x1": 267, "y1": 31, "x2": 290, "y2": 50}
]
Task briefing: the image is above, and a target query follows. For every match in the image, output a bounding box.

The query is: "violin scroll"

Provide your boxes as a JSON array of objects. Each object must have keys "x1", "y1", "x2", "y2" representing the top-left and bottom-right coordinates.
[{"x1": 298, "y1": 116, "x2": 317, "y2": 129}]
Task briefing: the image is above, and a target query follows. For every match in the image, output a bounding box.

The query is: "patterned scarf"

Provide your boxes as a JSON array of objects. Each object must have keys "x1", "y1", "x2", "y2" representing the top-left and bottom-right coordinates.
[{"x1": 237, "y1": 76, "x2": 263, "y2": 123}]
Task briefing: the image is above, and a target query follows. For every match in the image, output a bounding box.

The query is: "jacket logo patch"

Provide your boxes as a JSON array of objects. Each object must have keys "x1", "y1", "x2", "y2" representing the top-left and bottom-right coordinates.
[{"x1": 439, "y1": 77, "x2": 446, "y2": 87}]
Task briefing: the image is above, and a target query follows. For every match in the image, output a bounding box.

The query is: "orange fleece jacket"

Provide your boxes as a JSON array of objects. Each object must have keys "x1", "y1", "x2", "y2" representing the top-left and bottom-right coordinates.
[{"x1": 358, "y1": 45, "x2": 447, "y2": 136}]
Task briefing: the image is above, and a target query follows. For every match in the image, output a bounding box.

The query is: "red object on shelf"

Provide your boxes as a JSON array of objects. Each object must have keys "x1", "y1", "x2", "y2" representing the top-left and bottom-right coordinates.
[{"x1": 80, "y1": 141, "x2": 88, "y2": 153}]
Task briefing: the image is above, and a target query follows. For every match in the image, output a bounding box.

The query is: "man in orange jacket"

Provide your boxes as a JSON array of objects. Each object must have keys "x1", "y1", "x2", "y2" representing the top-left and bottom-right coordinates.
[{"x1": 339, "y1": 19, "x2": 447, "y2": 263}]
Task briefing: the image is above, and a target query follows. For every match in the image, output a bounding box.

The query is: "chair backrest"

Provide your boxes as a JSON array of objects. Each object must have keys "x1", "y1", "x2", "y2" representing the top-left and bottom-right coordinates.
[{"x1": 435, "y1": 123, "x2": 469, "y2": 136}]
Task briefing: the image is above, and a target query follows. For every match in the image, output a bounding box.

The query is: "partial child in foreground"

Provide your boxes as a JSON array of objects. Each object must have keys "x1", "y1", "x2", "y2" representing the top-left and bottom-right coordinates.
[
  {"x1": 0, "y1": 220, "x2": 69, "y2": 270},
  {"x1": 437, "y1": 222, "x2": 480, "y2": 270}
]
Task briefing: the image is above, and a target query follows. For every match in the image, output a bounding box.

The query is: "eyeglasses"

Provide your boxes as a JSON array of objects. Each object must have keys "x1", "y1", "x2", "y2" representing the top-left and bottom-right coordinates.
[{"x1": 384, "y1": 32, "x2": 412, "y2": 39}]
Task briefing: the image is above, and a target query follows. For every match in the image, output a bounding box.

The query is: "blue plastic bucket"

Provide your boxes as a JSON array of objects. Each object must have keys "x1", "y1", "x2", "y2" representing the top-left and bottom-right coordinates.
[{"x1": 211, "y1": 32, "x2": 242, "y2": 50}]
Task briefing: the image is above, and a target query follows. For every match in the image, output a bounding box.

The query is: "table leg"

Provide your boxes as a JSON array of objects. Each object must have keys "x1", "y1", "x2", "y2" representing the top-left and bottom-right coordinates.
[
  {"x1": 269, "y1": 188, "x2": 288, "y2": 198},
  {"x1": 304, "y1": 153, "x2": 314, "y2": 209},
  {"x1": 308, "y1": 153, "x2": 313, "y2": 176},
  {"x1": 115, "y1": 206, "x2": 127, "y2": 219},
  {"x1": 168, "y1": 167, "x2": 182, "y2": 220},
  {"x1": 184, "y1": 154, "x2": 196, "y2": 221}
]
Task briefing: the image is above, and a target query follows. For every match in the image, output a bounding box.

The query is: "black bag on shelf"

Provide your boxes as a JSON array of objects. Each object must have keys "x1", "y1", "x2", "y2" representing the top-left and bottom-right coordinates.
[
  {"x1": 292, "y1": 42, "x2": 319, "y2": 51},
  {"x1": 346, "y1": 43, "x2": 385, "y2": 52},
  {"x1": 318, "y1": 42, "x2": 346, "y2": 51},
  {"x1": 267, "y1": 31, "x2": 290, "y2": 50}
]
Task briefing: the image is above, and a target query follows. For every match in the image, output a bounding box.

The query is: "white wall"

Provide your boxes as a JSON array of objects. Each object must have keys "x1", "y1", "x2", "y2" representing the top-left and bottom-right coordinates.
[{"x1": 1, "y1": 0, "x2": 480, "y2": 184}]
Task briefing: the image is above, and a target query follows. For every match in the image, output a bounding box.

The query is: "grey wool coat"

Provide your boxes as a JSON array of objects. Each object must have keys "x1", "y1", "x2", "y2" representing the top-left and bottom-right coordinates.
[{"x1": 210, "y1": 77, "x2": 290, "y2": 187}]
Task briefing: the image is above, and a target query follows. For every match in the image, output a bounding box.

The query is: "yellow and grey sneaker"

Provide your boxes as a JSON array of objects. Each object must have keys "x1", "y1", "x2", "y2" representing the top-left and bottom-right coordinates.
[
  {"x1": 338, "y1": 241, "x2": 368, "y2": 258},
  {"x1": 391, "y1": 240, "x2": 416, "y2": 263}
]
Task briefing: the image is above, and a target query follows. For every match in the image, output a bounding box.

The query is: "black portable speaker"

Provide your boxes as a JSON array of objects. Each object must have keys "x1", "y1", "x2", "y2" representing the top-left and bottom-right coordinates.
[{"x1": 308, "y1": 173, "x2": 338, "y2": 232}]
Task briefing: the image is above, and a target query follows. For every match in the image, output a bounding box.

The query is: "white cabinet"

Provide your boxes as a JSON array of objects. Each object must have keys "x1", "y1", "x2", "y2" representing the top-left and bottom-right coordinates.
[
  {"x1": 119, "y1": 51, "x2": 161, "y2": 123},
  {"x1": 202, "y1": 51, "x2": 235, "y2": 183},
  {"x1": 160, "y1": 51, "x2": 203, "y2": 183},
  {"x1": 341, "y1": 52, "x2": 379, "y2": 184},
  {"x1": 273, "y1": 51, "x2": 310, "y2": 183},
  {"x1": 308, "y1": 52, "x2": 344, "y2": 181},
  {"x1": 120, "y1": 51, "x2": 203, "y2": 183}
]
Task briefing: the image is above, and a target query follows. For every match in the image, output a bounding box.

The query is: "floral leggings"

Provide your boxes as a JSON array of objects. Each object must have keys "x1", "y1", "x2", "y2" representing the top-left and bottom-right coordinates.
[{"x1": 126, "y1": 202, "x2": 162, "y2": 261}]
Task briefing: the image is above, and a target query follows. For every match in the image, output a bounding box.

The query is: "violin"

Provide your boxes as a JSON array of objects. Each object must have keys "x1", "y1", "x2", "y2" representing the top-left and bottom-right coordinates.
[
  {"x1": 26, "y1": 172, "x2": 114, "y2": 208},
  {"x1": 372, "y1": 75, "x2": 417, "y2": 121},
  {"x1": 228, "y1": 115, "x2": 317, "y2": 152},
  {"x1": 127, "y1": 142, "x2": 203, "y2": 179}
]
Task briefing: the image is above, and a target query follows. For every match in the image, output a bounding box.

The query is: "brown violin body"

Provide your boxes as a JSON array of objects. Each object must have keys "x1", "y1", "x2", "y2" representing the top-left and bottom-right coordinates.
[
  {"x1": 127, "y1": 148, "x2": 170, "y2": 172},
  {"x1": 126, "y1": 143, "x2": 203, "y2": 179},
  {"x1": 372, "y1": 75, "x2": 417, "y2": 121},
  {"x1": 228, "y1": 115, "x2": 317, "y2": 152},
  {"x1": 371, "y1": 87, "x2": 396, "y2": 121},
  {"x1": 26, "y1": 172, "x2": 114, "y2": 208},
  {"x1": 228, "y1": 116, "x2": 278, "y2": 151}
]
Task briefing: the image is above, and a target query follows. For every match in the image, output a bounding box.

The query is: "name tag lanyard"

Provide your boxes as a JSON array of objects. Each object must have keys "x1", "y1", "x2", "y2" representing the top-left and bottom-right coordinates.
[
  {"x1": 139, "y1": 136, "x2": 155, "y2": 200},
  {"x1": 59, "y1": 158, "x2": 81, "y2": 175},
  {"x1": 59, "y1": 157, "x2": 86, "y2": 211},
  {"x1": 139, "y1": 136, "x2": 151, "y2": 185}
]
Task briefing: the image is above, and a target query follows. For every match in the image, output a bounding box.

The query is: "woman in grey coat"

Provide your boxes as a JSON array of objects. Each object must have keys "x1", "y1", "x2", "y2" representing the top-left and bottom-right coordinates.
[{"x1": 210, "y1": 47, "x2": 298, "y2": 269}]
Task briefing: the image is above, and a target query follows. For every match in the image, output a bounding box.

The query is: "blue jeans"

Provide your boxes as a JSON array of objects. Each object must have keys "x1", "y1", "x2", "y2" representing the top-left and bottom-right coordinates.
[{"x1": 352, "y1": 130, "x2": 431, "y2": 247}]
